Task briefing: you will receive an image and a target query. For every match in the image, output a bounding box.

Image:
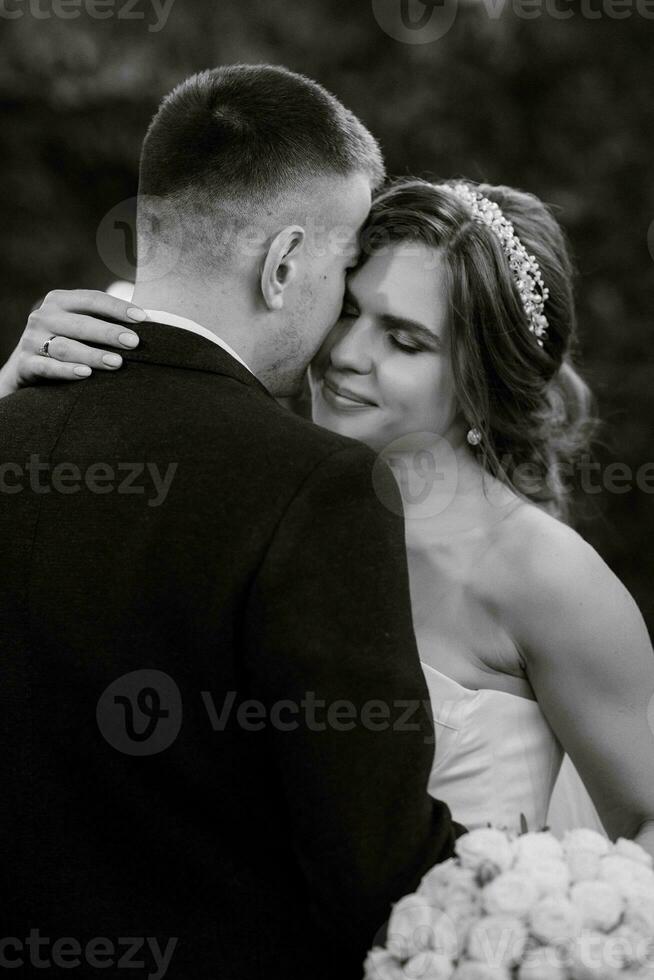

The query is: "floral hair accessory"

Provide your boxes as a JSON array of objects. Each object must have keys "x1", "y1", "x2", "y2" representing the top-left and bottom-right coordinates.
[{"x1": 446, "y1": 182, "x2": 550, "y2": 347}]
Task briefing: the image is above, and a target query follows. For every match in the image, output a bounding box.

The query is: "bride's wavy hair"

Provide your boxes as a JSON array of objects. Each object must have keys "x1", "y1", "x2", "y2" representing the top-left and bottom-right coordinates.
[{"x1": 362, "y1": 178, "x2": 597, "y2": 521}]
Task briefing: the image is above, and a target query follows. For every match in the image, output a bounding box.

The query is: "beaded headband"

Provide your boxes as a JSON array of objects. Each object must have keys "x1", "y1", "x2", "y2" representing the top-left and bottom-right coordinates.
[{"x1": 446, "y1": 182, "x2": 550, "y2": 347}]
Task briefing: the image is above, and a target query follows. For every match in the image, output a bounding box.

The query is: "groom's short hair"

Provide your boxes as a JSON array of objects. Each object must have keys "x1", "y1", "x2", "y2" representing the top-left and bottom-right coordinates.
[{"x1": 139, "y1": 64, "x2": 385, "y2": 205}]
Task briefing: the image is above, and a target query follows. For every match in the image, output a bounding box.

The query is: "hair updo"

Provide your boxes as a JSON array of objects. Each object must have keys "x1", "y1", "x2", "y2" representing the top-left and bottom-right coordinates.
[{"x1": 361, "y1": 178, "x2": 597, "y2": 521}]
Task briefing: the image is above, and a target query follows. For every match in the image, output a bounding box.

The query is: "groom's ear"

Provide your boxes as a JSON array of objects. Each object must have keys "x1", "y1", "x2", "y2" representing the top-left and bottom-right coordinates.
[{"x1": 260, "y1": 226, "x2": 306, "y2": 311}]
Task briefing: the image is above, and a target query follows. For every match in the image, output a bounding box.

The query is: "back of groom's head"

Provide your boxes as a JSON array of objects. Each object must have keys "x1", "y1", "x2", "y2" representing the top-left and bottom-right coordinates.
[
  {"x1": 134, "y1": 66, "x2": 384, "y2": 394},
  {"x1": 140, "y1": 64, "x2": 384, "y2": 203}
]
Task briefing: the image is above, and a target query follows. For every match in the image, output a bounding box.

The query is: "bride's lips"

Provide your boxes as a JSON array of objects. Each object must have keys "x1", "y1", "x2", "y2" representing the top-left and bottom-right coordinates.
[{"x1": 321, "y1": 376, "x2": 377, "y2": 410}]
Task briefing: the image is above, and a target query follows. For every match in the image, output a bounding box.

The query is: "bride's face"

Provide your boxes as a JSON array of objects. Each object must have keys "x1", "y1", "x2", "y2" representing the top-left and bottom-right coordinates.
[{"x1": 309, "y1": 242, "x2": 462, "y2": 452}]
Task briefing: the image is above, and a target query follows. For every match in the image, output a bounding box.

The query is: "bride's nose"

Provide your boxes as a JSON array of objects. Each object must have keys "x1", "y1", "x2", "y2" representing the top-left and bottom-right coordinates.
[{"x1": 329, "y1": 317, "x2": 374, "y2": 374}]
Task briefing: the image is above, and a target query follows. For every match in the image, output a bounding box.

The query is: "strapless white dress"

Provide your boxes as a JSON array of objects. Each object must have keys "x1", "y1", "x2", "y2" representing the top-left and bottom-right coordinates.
[{"x1": 422, "y1": 662, "x2": 605, "y2": 835}]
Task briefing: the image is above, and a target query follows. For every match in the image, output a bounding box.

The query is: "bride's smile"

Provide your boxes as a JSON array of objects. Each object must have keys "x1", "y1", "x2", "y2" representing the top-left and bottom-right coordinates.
[{"x1": 320, "y1": 372, "x2": 378, "y2": 410}]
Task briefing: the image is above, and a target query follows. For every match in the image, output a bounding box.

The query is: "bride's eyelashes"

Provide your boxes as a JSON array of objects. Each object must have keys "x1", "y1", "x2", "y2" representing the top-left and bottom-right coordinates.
[{"x1": 388, "y1": 333, "x2": 422, "y2": 354}]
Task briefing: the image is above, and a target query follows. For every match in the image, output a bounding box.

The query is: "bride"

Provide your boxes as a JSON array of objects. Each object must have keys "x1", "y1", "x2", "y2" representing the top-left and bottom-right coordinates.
[{"x1": 3, "y1": 178, "x2": 654, "y2": 852}]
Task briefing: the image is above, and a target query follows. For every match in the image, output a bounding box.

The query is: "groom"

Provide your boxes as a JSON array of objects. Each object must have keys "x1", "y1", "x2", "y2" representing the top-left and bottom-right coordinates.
[{"x1": 0, "y1": 66, "x2": 461, "y2": 978}]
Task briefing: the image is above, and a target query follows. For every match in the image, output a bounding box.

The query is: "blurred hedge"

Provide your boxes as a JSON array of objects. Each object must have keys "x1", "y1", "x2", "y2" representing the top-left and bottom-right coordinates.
[{"x1": 1, "y1": 0, "x2": 652, "y2": 630}]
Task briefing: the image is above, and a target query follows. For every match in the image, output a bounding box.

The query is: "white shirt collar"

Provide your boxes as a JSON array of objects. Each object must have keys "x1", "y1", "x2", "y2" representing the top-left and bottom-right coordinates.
[{"x1": 144, "y1": 309, "x2": 254, "y2": 376}]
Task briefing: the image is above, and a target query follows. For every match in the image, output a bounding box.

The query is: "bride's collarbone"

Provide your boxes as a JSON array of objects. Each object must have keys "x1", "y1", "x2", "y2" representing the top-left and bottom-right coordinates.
[{"x1": 407, "y1": 499, "x2": 550, "y2": 613}]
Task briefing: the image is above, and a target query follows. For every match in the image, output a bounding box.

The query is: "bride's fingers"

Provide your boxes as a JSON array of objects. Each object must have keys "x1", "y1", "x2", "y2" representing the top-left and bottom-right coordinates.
[
  {"x1": 42, "y1": 335, "x2": 127, "y2": 371},
  {"x1": 28, "y1": 310, "x2": 141, "y2": 353},
  {"x1": 21, "y1": 354, "x2": 94, "y2": 383},
  {"x1": 40, "y1": 288, "x2": 146, "y2": 325}
]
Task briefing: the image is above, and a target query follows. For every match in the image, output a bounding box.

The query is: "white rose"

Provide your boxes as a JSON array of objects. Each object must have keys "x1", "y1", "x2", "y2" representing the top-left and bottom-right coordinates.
[
  {"x1": 419, "y1": 859, "x2": 480, "y2": 911},
  {"x1": 614, "y1": 839, "x2": 654, "y2": 869},
  {"x1": 364, "y1": 947, "x2": 405, "y2": 980},
  {"x1": 448, "y1": 904, "x2": 483, "y2": 942},
  {"x1": 456, "y1": 829, "x2": 515, "y2": 879},
  {"x1": 568, "y1": 849, "x2": 602, "y2": 884},
  {"x1": 568, "y1": 930, "x2": 624, "y2": 980},
  {"x1": 634, "y1": 964, "x2": 654, "y2": 979},
  {"x1": 600, "y1": 855, "x2": 654, "y2": 899},
  {"x1": 624, "y1": 890, "x2": 654, "y2": 934},
  {"x1": 451, "y1": 962, "x2": 512, "y2": 980},
  {"x1": 570, "y1": 881, "x2": 624, "y2": 932},
  {"x1": 569, "y1": 928, "x2": 654, "y2": 977},
  {"x1": 518, "y1": 946, "x2": 568, "y2": 980},
  {"x1": 632, "y1": 966, "x2": 654, "y2": 980},
  {"x1": 482, "y1": 871, "x2": 540, "y2": 919},
  {"x1": 563, "y1": 830, "x2": 612, "y2": 859},
  {"x1": 467, "y1": 915, "x2": 528, "y2": 967},
  {"x1": 530, "y1": 896, "x2": 583, "y2": 945},
  {"x1": 515, "y1": 858, "x2": 571, "y2": 897},
  {"x1": 387, "y1": 893, "x2": 440, "y2": 959},
  {"x1": 513, "y1": 831, "x2": 564, "y2": 866},
  {"x1": 405, "y1": 951, "x2": 456, "y2": 980},
  {"x1": 425, "y1": 910, "x2": 469, "y2": 960},
  {"x1": 609, "y1": 925, "x2": 653, "y2": 969}
]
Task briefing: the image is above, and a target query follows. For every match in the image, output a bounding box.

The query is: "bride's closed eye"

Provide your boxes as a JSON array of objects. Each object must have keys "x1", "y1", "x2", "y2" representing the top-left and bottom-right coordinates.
[
  {"x1": 388, "y1": 333, "x2": 422, "y2": 354},
  {"x1": 338, "y1": 304, "x2": 424, "y2": 354}
]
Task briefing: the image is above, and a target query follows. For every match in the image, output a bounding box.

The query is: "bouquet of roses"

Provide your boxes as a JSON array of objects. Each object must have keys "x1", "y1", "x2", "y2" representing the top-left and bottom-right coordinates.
[{"x1": 365, "y1": 828, "x2": 654, "y2": 980}]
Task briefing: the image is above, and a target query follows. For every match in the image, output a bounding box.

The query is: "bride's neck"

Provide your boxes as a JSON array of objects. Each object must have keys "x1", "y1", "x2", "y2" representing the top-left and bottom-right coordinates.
[{"x1": 391, "y1": 436, "x2": 521, "y2": 539}]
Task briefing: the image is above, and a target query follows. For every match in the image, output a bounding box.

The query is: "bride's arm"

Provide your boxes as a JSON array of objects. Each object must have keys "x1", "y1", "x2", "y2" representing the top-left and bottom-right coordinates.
[
  {"x1": 0, "y1": 290, "x2": 145, "y2": 397},
  {"x1": 508, "y1": 519, "x2": 654, "y2": 853}
]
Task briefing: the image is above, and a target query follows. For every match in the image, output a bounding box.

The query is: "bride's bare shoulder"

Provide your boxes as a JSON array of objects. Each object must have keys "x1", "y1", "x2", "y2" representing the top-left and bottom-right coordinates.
[
  {"x1": 491, "y1": 502, "x2": 610, "y2": 593},
  {"x1": 486, "y1": 501, "x2": 645, "y2": 651},
  {"x1": 495, "y1": 502, "x2": 598, "y2": 576},
  {"x1": 501, "y1": 503, "x2": 612, "y2": 584}
]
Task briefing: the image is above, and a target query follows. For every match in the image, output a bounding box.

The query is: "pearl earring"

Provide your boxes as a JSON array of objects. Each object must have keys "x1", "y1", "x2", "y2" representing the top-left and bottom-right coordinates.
[{"x1": 467, "y1": 427, "x2": 482, "y2": 447}]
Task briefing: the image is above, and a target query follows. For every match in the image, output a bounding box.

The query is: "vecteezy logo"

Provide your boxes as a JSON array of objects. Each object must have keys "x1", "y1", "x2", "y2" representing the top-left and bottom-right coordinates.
[
  {"x1": 96, "y1": 197, "x2": 139, "y2": 282},
  {"x1": 96, "y1": 669, "x2": 183, "y2": 756},
  {"x1": 372, "y1": 0, "x2": 459, "y2": 44},
  {"x1": 96, "y1": 195, "x2": 183, "y2": 283},
  {"x1": 400, "y1": 0, "x2": 443, "y2": 28},
  {"x1": 372, "y1": 431, "x2": 458, "y2": 520}
]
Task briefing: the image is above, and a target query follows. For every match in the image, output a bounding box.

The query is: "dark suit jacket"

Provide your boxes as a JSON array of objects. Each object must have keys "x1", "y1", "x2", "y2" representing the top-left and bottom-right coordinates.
[{"x1": 0, "y1": 322, "x2": 461, "y2": 979}]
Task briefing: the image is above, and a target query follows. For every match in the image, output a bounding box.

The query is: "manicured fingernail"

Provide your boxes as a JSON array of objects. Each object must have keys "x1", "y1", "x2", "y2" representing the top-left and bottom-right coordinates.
[
  {"x1": 119, "y1": 332, "x2": 139, "y2": 348},
  {"x1": 126, "y1": 307, "x2": 146, "y2": 322},
  {"x1": 103, "y1": 353, "x2": 122, "y2": 368},
  {"x1": 74, "y1": 365, "x2": 92, "y2": 377}
]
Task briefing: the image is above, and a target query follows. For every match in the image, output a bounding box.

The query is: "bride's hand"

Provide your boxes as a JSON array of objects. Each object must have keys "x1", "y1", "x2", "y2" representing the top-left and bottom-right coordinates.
[{"x1": 0, "y1": 289, "x2": 146, "y2": 398}]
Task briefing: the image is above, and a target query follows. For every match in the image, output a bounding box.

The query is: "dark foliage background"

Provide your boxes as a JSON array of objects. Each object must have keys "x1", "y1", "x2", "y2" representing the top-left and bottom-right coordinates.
[{"x1": 1, "y1": 0, "x2": 652, "y2": 631}]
